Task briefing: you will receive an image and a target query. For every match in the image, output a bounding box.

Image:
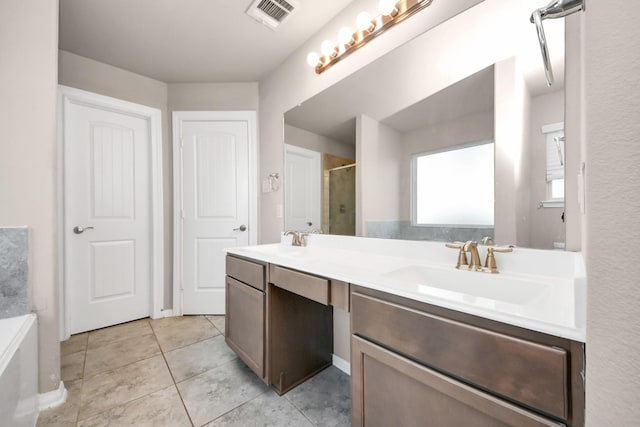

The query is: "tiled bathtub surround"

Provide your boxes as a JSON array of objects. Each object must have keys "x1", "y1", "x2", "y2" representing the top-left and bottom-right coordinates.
[
  {"x1": 366, "y1": 220, "x2": 494, "y2": 242},
  {"x1": 0, "y1": 227, "x2": 29, "y2": 319}
]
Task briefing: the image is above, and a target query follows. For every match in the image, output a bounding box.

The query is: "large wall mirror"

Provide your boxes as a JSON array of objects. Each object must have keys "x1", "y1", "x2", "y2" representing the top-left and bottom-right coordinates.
[{"x1": 284, "y1": 0, "x2": 569, "y2": 250}]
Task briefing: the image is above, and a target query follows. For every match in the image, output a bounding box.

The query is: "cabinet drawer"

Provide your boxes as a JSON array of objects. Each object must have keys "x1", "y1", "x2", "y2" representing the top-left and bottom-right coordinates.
[
  {"x1": 351, "y1": 335, "x2": 563, "y2": 427},
  {"x1": 269, "y1": 264, "x2": 329, "y2": 305},
  {"x1": 226, "y1": 255, "x2": 265, "y2": 291},
  {"x1": 351, "y1": 292, "x2": 568, "y2": 420}
]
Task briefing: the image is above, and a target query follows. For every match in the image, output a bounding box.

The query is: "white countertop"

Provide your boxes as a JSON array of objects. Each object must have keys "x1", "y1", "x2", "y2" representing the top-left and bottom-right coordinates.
[{"x1": 226, "y1": 234, "x2": 586, "y2": 342}]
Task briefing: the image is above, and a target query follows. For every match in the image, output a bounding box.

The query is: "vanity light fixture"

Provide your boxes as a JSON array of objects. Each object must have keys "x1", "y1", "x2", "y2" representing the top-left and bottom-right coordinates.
[{"x1": 307, "y1": 0, "x2": 434, "y2": 74}]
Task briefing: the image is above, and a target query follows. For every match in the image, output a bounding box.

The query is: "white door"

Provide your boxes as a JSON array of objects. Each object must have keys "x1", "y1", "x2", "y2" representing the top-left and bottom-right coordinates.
[
  {"x1": 175, "y1": 112, "x2": 255, "y2": 314},
  {"x1": 284, "y1": 144, "x2": 321, "y2": 232},
  {"x1": 64, "y1": 100, "x2": 152, "y2": 334}
]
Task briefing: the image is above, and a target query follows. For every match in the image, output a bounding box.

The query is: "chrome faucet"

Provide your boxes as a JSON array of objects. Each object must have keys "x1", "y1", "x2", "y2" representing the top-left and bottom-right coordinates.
[{"x1": 284, "y1": 230, "x2": 302, "y2": 246}]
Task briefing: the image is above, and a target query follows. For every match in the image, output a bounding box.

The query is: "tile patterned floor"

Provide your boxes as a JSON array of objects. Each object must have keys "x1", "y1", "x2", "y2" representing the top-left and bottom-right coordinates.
[{"x1": 38, "y1": 316, "x2": 351, "y2": 427}]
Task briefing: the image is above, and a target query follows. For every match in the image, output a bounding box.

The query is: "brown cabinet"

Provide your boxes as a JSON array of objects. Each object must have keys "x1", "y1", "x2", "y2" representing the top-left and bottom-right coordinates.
[
  {"x1": 225, "y1": 255, "x2": 267, "y2": 381},
  {"x1": 268, "y1": 264, "x2": 333, "y2": 394},
  {"x1": 351, "y1": 286, "x2": 585, "y2": 427},
  {"x1": 351, "y1": 335, "x2": 563, "y2": 427}
]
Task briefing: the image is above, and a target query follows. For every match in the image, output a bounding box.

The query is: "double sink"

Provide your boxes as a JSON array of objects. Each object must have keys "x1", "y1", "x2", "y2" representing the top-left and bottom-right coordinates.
[{"x1": 228, "y1": 237, "x2": 586, "y2": 342}]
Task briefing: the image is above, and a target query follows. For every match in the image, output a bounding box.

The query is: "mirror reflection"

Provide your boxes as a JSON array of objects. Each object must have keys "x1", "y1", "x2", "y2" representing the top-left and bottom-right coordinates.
[{"x1": 284, "y1": 2, "x2": 566, "y2": 250}]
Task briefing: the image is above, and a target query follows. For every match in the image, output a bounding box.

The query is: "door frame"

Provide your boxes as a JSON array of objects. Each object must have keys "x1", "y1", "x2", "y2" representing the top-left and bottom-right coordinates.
[
  {"x1": 57, "y1": 85, "x2": 164, "y2": 340},
  {"x1": 172, "y1": 111, "x2": 258, "y2": 316}
]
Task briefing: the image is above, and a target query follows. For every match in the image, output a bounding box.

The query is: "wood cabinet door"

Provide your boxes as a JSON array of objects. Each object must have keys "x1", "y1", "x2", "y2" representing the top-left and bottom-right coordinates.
[
  {"x1": 225, "y1": 276, "x2": 264, "y2": 378},
  {"x1": 351, "y1": 336, "x2": 564, "y2": 427}
]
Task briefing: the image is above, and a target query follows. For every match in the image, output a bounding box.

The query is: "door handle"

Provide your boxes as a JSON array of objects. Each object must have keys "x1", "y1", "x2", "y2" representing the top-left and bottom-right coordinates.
[
  {"x1": 73, "y1": 226, "x2": 94, "y2": 234},
  {"x1": 233, "y1": 225, "x2": 247, "y2": 232},
  {"x1": 307, "y1": 222, "x2": 313, "y2": 226}
]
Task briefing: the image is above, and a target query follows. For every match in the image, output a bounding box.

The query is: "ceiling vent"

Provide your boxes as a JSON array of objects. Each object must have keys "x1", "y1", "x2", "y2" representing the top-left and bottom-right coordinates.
[{"x1": 246, "y1": 0, "x2": 298, "y2": 30}]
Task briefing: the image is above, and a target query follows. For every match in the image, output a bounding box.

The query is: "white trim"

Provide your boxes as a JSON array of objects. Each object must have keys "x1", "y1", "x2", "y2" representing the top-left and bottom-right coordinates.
[
  {"x1": 332, "y1": 354, "x2": 351, "y2": 375},
  {"x1": 539, "y1": 199, "x2": 565, "y2": 208},
  {"x1": 172, "y1": 111, "x2": 258, "y2": 316},
  {"x1": 38, "y1": 381, "x2": 67, "y2": 411},
  {"x1": 541, "y1": 121, "x2": 564, "y2": 134},
  {"x1": 57, "y1": 85, "x2": 164, "y2": 338}
]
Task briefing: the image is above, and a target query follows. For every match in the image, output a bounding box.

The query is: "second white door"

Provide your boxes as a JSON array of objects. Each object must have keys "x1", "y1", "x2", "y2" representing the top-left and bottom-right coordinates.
[
  {"x1": 175, "y1": 112, "x2": 255, "y2": 314},
  {"x1": 284, "y1": 144, "x2": 321, "y2": 233}
]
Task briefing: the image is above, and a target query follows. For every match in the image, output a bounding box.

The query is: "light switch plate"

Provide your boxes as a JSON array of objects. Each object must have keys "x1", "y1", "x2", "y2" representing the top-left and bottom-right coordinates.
[{"x1": 262, "y1": 179, "x2": 271, "y2": 193}]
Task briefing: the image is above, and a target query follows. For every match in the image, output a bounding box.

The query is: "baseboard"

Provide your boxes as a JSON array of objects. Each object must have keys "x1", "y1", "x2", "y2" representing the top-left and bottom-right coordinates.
[
  {"x1": 152, "y1": 309, "x2": 174, "y2": 319},
  {"x1": 332, "y1": 354, "x2": 351, "y2": 375},
  {"x1": 39, "y1": 381, "x2": 67, "y2": 411}
]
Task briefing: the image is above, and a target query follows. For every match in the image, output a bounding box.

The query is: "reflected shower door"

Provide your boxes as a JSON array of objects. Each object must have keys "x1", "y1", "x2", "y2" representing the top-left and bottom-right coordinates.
[{"x1": 329, "y1": 165, "x2": 356, "y2": 236}]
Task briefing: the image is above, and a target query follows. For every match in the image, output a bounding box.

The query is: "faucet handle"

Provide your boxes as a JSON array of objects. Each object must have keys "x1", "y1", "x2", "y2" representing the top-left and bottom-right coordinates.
[
  {"x1": 445, "y1": 241, "x2": 465, "y2": 249},
  {"x1": 445, "y1": 242, "x2": 468, "y2": 269},
  {"x1": 484, "y1": 246, "x2": 514, "y2": 273}
]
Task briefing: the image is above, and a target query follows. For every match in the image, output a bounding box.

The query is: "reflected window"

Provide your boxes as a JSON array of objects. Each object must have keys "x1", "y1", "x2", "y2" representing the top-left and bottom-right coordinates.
[
  {"x1": 412, "y1": 142, "x2": 494, "y2": 227},
  {"x1": 543, "y1": 123, "x2": 565, "y2": 203}
]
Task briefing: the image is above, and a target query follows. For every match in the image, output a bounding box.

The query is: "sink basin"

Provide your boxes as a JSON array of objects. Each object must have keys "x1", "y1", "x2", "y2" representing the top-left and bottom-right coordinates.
[{"x1": 382, "y1": 265, "x2": 549, "y2": 305}]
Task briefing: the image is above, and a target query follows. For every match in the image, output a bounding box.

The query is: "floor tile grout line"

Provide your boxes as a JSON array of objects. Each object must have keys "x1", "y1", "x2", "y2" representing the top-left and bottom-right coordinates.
[
  {"x1": 152, "y1": 318, "x2": 197, "y2": 427},
  {"x1": 80, "y1": 350, "x2": 163, "y2": 381},
  {"x1": 74, "y1": 322, "x2": 168, "y2": 425},
  {"x1": 170, "y1": 353, "x2": 239, "y2": 385},
  {"x1": 284, "y1": 393, "x2": 319, "y2": 427},
  {"x1": 203, "y1": 388, "x2": 271, "y2": 426}
]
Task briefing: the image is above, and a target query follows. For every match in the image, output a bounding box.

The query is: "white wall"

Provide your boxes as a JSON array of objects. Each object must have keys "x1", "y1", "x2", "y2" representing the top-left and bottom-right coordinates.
[
  {"x1": 584, "y1": 2, "x2": 640, "y2": 424},
  {"x1": 0, "y1": 0, "x2": 60, "y2": 393}
]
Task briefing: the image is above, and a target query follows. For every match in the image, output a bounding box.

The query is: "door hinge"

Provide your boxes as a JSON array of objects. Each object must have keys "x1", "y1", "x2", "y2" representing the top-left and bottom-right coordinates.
[
  {"x1": 181, "y1": 208, "x2": 185, "y2": 220},
  {"x1": 180, "y1": 137, "x2": 184, "y2": 149}
]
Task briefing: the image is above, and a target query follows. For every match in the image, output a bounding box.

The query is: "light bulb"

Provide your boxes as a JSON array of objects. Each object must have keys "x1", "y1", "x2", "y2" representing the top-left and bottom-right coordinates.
[
  {"x1": 356, "y1": 11, "x2": 373, "y2": 32},
  {"x1": 306, "y1": 52, "x2": 320, "y2": 67},
  {"x1": 338, "y1": 26, "x2": 353, "y2": 45},
  {"x1": 378, "y1": 0, "x2": 397, "y2": 16},
  {"x1": 321, "y1": 40, "x2": 335, "y2": 57}
]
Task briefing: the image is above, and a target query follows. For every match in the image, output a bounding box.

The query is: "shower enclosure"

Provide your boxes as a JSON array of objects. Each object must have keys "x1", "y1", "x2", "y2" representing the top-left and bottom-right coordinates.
[{"x1": 326, "y1": 163, "x2": 356, "y2": 236}]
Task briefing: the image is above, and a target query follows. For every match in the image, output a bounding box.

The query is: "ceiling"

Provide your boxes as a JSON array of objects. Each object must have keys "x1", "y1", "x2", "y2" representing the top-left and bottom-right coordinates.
[{"x1": 58, "y1": 0, "x2": 354, "y2": 83}]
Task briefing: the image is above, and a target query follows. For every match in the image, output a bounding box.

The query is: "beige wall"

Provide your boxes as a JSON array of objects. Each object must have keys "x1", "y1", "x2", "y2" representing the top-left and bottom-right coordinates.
[
  {"x1": 0, "y1": 0, "x2": 60, "y2": 392},
  {"x1": 168, "y1": 83, "x2": 258, "y2": 111},
  {"x1": 528, "y1": 90, "x2": 565, "y2": 249},
  {"x1": 584, "y1": 2, "x2": 640, "y2": 424},
  {"x1": 356, "y1": 115, "x2": 402, "y2": 234},
  {"x1": 494, "y1": 58, "x2": 522, "y2": 246},
  {"x1": 284, "y1": 124, "x2": 355, "y2": 160}
]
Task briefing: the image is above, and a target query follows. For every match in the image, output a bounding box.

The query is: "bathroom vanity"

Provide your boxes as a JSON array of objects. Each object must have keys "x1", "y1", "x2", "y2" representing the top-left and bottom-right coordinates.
[{"x1": 225, "y1": 235, "x2": 586, "y2": 426}]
